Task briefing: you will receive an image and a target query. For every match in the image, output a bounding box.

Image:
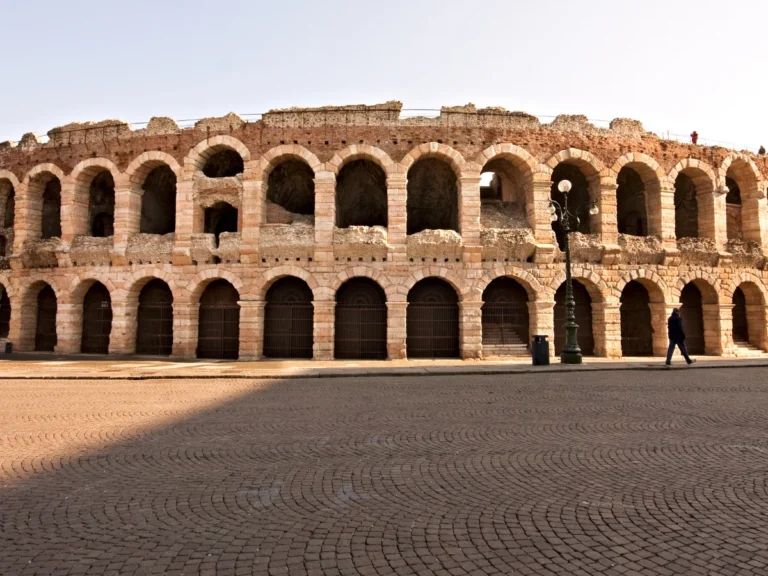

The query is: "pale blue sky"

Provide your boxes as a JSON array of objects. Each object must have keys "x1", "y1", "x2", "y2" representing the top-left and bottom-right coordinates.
[{"x1": 1, "y1": 0, "x2": 765, "y2": 150}]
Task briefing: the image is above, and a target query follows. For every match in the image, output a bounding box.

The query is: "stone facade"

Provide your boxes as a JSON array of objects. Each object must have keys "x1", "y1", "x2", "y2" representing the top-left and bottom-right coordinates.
[{"x1": 0, "y1": 101, "x2": 767, "y2": 360}]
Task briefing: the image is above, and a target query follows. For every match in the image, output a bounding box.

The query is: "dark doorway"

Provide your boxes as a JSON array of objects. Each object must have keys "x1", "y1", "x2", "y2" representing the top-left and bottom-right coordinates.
[
  {"x1": 140, "y1": 165, "x2": 177, "y2": 235},
  {"x1": 88, "y1": 171, "x2": 115, "y2": 237},
  {"x1": 481, "y1": 277, "x2": 529, "y2": 356},
  {"x1": 0, "y1": 290, "x2": 10, "y2": 338},
  {"x1": 680, "y1": 283, "x2": 705, "y2": 355},
  {"x1": 674, "y1": 173, "x2": 699, "y2": 239},
  {"x1": 407, "y1": 278, "x2": 459, "y2": 358},
  {"x1": 554, "y1": 280, "x2": 594, "y2": 355},
  {"x1": 263, "y1": 277, "x2": 314, "y2": 359},
  {"x1": 336, "y1": 160, "x2": 387, "y2": 228},
  {"x1": 335, "y1": 278, "x2": 387, "y2": 360},
  {"x1": 4, "y1": 187, "x2": 14, "y2": 228},
  {"x1": 204, "y1": 202, "x2": 238, "y2": 245},
  {"x1": 197, "y1": 280, "x2": 240, "y2": 360},
  {"x1": 616, "y1": 167, "x2": 648, "y2": 237},
  {"x1": 732, "y1": 287, "x2": 748, "y2": 343},
  {"x1": 136, "y1": 280, "x2": 174, "y2": 356},
  {"x1": 406, "y1": 158, "x2": 458, "y2": 234},
  {"x1": 41, "y1": 178, "x2": 62, "y2": 239},
  {"x1": 0, "y1": 236, "x2": 7, "y2": 257},
  {"x1": 725, "y1": 176, "x2": 743, "y2": 240},
  {"x1": 551, "y1": 164, "x2": 590, "y2": 249},
  {"x1": 81, "y1": 283, "x2": 112, "y2": 354},
  {"x1": 202, "y1": 149, "x2": 244, "y2": 178},
  {"x1": 620, "y1": 281, "x2": 653, "y2": 356},
  {"x1": 35, "y1": 285, "x2": 57, "y2": 352},
  {"x1": 267, "y1": 160, "x2": 315, "y2": 219}
]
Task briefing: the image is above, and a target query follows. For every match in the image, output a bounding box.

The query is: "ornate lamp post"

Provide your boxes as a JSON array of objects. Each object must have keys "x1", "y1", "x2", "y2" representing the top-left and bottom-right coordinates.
[{"x1": 549, "y1": 179, "x2": 599, "y2": 364}]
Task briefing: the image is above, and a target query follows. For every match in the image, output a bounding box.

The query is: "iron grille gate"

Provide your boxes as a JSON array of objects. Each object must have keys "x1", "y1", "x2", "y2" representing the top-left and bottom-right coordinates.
[
  {"x1": 197, "y1": 305, "x2": 240, "y2": 359},
  {"x1": 137, "y1": 302, "x2": 173, "y2": 356},
  {"x1": 81, "y1": 300, "x2": 112, "y2": 354},
  {"x1": 263, "y1": 303, "x2": 314, "y2": 359},
  {"x1": 407, "y1": 303, "x2": 459, "y2": 358},
  {"x1": 481, "y1": 304, "x2": 529, "y2": 347},
  {"x1": 335, "y1": 305, "x2": 387, "y2": 359},
  {"x1": 733, "y1": 289, "x2": 749, "y2": 342},
  {"x1": 620, "y1": 305, "x2": 653, "y2": 356},
  {"x1": 681, "y1": 305, "x2": 704, "y2": 355},
  {"x1": 35, "y1": 287, "x2": 57, "y2": 352}
]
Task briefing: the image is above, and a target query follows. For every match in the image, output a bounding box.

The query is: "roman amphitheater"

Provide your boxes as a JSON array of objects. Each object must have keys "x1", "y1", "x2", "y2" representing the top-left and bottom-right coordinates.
[{"x1": 0, "y1": 101, "x2": 766, "y2": 361}]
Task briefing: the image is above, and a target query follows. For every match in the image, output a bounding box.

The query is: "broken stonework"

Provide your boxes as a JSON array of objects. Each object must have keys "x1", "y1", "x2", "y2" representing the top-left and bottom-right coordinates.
[
  {"x1": 333, "y1": 226, "x2": 388, "y2": 260},
  {"x1": 217, "y1": 232, "x2": 240, "y2": 263},
  {"x1": 480, "y1": 201, "x2": 530, "y2": 229},
  {"x1": 609, "y1": 118, "x2": 646, "y2": 138},
  {"x1": 193, "y1": 174, "x2": 242, "y2": 208},
  {"x1": 617, "y1": 234, "x2": 665, "y2": 265},
  {"x1": 554, "y1": 233, "x2": 603, "y2": 263},
  {"x1": 70, "y1": 236, "x2": 113, "y2": 266},
  {"x1": 265, "y1": 201, "x2": 314, "y2": 225},
  {"x1": 143, "y1": 117, "x2": 180, "y2": 135},
  {"x1": 481, "y1": 228, "x2": 536, "y2": 261},
  {"x1": 191, "y1": 233, "x2": 242, "y2": 264},
  {"x1": 677, "y1": 237, "x2": 719, "y2": 267},
  {"x1": 125, "y1": 233, "x2": 174, "y2": 264},
  {"x1": 194, "y1": 113, "x2": 246, "y2": 132},
  {"x1": 407, "y1": 229, "x2": 463, "y2": 260},
  {"x1": 726, "y1": 239, "x2": 765, "y2": 268},
  {"x1": 259, "y1": 224, "x2": 314, "y2": 259},
  {"x1": 21, "y1": 238, "x2": 61, "y2": 268},
  {"x1": 190, "y1": 234, "x2": 217, "y2": 264}
]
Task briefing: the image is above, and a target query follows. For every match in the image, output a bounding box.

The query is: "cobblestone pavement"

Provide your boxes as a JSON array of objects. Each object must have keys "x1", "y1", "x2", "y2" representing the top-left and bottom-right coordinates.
[{"x1": 3, "y1": 370, "x2": 768, "y2": 575}]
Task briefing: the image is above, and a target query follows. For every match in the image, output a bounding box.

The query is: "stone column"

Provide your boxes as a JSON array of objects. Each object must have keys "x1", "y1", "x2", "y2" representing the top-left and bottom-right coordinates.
[
  {"x1": 172, "y1": 302, "x2": 199, "y2": 359},
  {"x1": 109, "y1": 299, "x2": 135, "y2": 355},
  {"x1": 54, "y1": 301, "x2": 81, "y2": 354},
  {"x1": 7, "y1": 292, "x2": 22, "y2": 350},
  {"x1": 596, "y1": 177, "x2": 618, "y2": 247},
  {"x1": 459, "y1": 174, "x2": 482, "y2": 264},
  {"x1": 386, "y1": 301, "x2": 407, "y2": 360},
  {"x1": 238, "y1": 300, "x2": 265, "y2": 360},
  {"x1": 746, "y1": 304, "x2": 768, "y2": 351},
  {"x1": 387, "y1": 174, "x2": 407, "y2": 262},
  {"x1": 313, "y1": 300, "x2": 335, "y2": 360},
  {"x1": 11, "y1": 181, "x2": 32, "y2": 257},
  {"x1": 112, "y1": 177, "x2": 140, "y2": 266},
  {"x1": 528, "y1": 300, "x2": 555, "y2": 356},
  {"x1": 649, "y1": 302, "x2": 678, "y2": 358},
  {"x1": 530, "y1": 175, "x2": 555, "y2": 244},
  {"x1": 700, "y1": 303, "x2": 722, "y2": 356},
  {"x1": 459, "y1": 300, "x2": 483, "y2": 359},
  {"x1": 711, "y1": 193, "x2": 728, "y2": 251},
  {"x1": 591, "y1": 301, "x2": 621, "y2": 358},
  {"x1": 172, "y1": 180, "x2": 194, "y2": 265},
  {"x1": 59, "y1": 177, "x2": 82, "y2": 243},
  {"x1": 716, "y1": 304, "x2": 735, "y2": 356},
  {"x1": 313, "y1": 171, "x2": 336, "y2": 264},
  {"x1": 239, "y1": 178, "x2": 262, "y2": 264},
  {"x1": 659, "y1": 185, "x2": 677, "y2": 250}
]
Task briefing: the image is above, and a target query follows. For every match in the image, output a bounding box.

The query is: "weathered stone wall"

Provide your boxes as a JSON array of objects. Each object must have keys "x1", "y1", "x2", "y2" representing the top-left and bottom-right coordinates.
[{"x1": 0, "y1": 102, "x2": 767, "y2": 361}]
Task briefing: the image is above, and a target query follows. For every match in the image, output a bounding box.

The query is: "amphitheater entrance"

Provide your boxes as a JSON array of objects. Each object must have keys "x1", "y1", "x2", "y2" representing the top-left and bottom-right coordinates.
[
  {"x1": 680, "y1": 283, "x2": 705, "y2": 355},
  {"x1": 81, "y1": 283, "x2": 112, "y2": 354},
  {"x1": 35, "y1": 285, "x2": 57, "y2": 352},
  {"x1": 554, "y1": 280, "x2": 594, "y2": 356},
  {"x1": 0, "y1": 290, "x2": 9, "y2": 338},
  {"x1": 732, "y1": 287, "x2": 748, "y2": 343},
  {"x1": 729, "y1": 282, "x2": 768, "y2": 351},
  {"x1": 620, "y1": 281, "x2": 653, "y2": 357},
  {"x1": 136, "y1": 280, "x2": 174, "y2": 356},
  {"x1": 263, "y1": 277, "x2": 314, "y2": 359},
  {"x1": 406, "y1": 278, "x2": 459, "y2": 359},
  {"x1": 197, "y1": 280, "x2": 240, "y2": 360},
  {"x1": 334, "y1": 278, "x2": 387, "y2": 360},
  {"x1": 481, "y1": 277, "x2": 529, "y2": 356}
]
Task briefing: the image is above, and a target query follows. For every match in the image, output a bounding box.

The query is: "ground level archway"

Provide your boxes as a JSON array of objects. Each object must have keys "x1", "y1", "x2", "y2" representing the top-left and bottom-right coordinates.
[
  {"x1": 620, "y1": 281, "x2": 653, "y2": 357},
  {"x1": 731, "y1": 283, "x2": 766, "y2": 350},
  {"x1": 481, "y1": 277, "x2": 529, "y2": 356},
  {"x1": 680, "y1": 283, "x2": 705, "y2": 355},
  {"x1": 263, "y1": 277, "x2": 314, "y2": 359},
  {"x1": 136, "y1": 280, "x2": 174, "y2": 356},
  {"x1": 81, "y1": 283, "x2": 112, "y2": 354},
  {"x1": 407, "y1": 278, "x2": 459, "y2": 358},
  {"x1": 554, "y1": 280, "x2": 593, "y2": 356},
  {"x1": 197, "y1": 280, "x2": 240, "y2": 359},
  {"x1": 35, "y1": 285, "x2": 57, "y2": 352},
  {"x1": 335, "y1": 278, "x2": 387, "y2": 360}
]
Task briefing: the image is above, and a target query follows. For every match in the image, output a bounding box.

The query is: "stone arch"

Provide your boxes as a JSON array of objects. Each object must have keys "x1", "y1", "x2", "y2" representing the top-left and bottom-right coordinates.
[
  {"x1": 615, "y1": 273, "x2": 668, "y2": 357},
  {"x1": 545, "y1": 148, "x2": 605, "y2": 176},
  {"x1": 612, "y1": 270, "x2": 669, "y2": 303},
  {"x1": 23, "y1": 164, "x2": 65, "y2": 241},
  {"x1": 70, "y1": 274, "x2": 117, "y2": 302},
  {"x1": 328, "y1": 145, "x2": 397, "y2": 179},
  {"x1": 68, "y1": 276, "x2": 115, "y2": 355},
  {"x1": 186, "y1": 269, "x2": 245, "y2": 303},
  {"x1": 726, "y1": 272, "x2": 768, "y2": 351},
  {"x1": 0, "y1": 170, "x2": 21, "y2": 189},
  {"x1": 610, "y1": 153, "x2": 666, "y2": 238},
  {"x1": 719, "y1": 154, "x2": 763, "y2": 192},
  {"x1": 403, "y1": 266, "x2": 470, "y2": 302},
  {"x1": 125, "y1": 154, "x2": 180, "y2": 236},
  {"x1": 721, "y1": 154, "x2": 765, "y2": 243},
  {"x1": 258, "y1": 265, "x2": 319, "y2": 300},
  {"x1": 0, "y1": 171, "x2": 19, "y2": 235},
  {"x1": 261, "y1": 147, "x2": 320, "y2": 224},
  {"x1": 330, "y1": 266, "x2": 394, "y2": 302},
  {"x1": 70, "y1": 158, "x2": 120, "y2": 238},
  {"x1": 671, "y1": 273, "x2": 721, "y2": 304},
  {"x1": 23, "y1": 163, "x2": 66, "y2": 185},
  {"x1": 723, "y1": 271, "x2": 768, "y2": 302},
  {"x1": 125, "y1": 151, "x2": 182, "y2": 186},
  {"x1": 471, "y1": 265, "x2": 544, "y2": 302},
  {"x1": 672, "y1": 274, "x2": 721, "y2": 356},
  {"x1": 668, "y1": 159, "x2": 718, "y2": 241},
  {"x1": 258, "y1": 144, "x2": 322, "y2": 179},
  {"x1": 124, "y1": 268, "x2": 181, "y2": 304},
  {"x1": 400, "y1": 142, "x2": 468, "y2": 178},
  {"x1": 118, "y1": 270, "x2": 180, "y2": 356},
  {"x1": 547, "y1": 268, "x2": 609, "y2": 303},
  {"x1": 19, "y1": 278, "x2": 62, "y2": 352},
  {"x1": 334, "y1": 156, "x2": 388, "y2": 228},
  {"x1": 185, "y1": 135, "x2": 251, "y2": 173}
]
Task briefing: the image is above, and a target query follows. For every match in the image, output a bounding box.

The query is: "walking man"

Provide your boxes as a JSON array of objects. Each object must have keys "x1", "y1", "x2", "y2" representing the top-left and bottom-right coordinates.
[{"x1": 666, "y1": 308, "x2": 696, "y2": 366}]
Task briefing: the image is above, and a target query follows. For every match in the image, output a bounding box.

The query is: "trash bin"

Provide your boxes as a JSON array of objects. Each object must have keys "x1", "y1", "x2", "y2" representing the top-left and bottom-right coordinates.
[
  {"x1": 532, "y1": 335, "x2": 550, "y2": 366},
  {"x1": 5, "y1": 342, "x2": 11, "y2": 354}
]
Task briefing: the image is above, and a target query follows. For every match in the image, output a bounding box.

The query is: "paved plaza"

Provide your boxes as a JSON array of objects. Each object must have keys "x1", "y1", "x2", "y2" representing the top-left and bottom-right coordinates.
[{"x1": 3, "y1": 369, "x2": 768, "y2": 575}]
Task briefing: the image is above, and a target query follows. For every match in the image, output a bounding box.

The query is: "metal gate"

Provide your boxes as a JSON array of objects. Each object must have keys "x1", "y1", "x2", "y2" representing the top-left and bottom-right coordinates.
[
  {"x1": 335, "y1": 278, "x2": 387, "y2": 360},
  {"x1": 680, "y1": 284, "x2": 705, "y2": 355},
  {"x1": 554, "y1": 281, "x2": 594, "y2": 355},
  {"x1": 264, "y1": 277, "x2": 313, "y2": 359},
  {"x1": 81, "y1": 283, "x2": 112, "y2": 354},
  {"x1": 732, "y1": 287, "x2": 749, "y2": 342},
  {"x1": 481, "y1": 277, "x2": 529, "y2": 354},
  {"x1": 407, "y1": 278, "x2": 459, "y2": 358},
  {"x1": 620, "y1": 281, "x2": 653, "y2": 356},
  {"x1": 35, "y1": 285, "x2": 57, "y2": 352},
  {"x1": 197, "y1": 280, "x2": 240, "y2": 360},
  {"x1": 136, "y1": 280, "x2": 174, "y2": 356}
]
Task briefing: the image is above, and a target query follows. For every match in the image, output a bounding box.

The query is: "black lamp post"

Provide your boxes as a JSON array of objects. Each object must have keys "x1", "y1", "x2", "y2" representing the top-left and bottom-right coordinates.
[{"x1": 549, "y1": 179, "x2": 599, "y2": 364}]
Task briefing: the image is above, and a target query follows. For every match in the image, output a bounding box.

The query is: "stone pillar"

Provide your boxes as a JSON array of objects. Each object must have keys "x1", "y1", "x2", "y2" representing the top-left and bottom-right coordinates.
[
  {"x1": 11, "y1": 181, "x2": 32, "y2": 256},
  {"x1": 459, "y1": 174, "x2": 482, "y2": 264},
  {"x1": 7, "y1": 292, "x2": 22, "y2": 350},
  {"x1": 112, "y1": 178, "x2": 140, "y2": 265},
  {"x1": 528, "y1": 300, "x2": 555, "y2": 356},
  {"x1": 239, "y1": 178, "x2": 262, "y2": 264},
  {"x1": 55, "y1": 301, "x2": 81, "y2": 354},
  {"x1": 711, "y1": 193, "x2": 728, "y2": 251},
  {"x1": 172, "y1": 302, "x2": 199, "y2": 359},
  {"x1": 591, "y1": 301, "x2": 621, "y2": 358},
  {"x1": 313, "y1": 300, "x2": 335, "y2": 360},
  {"x1": 649, "y1": 302, "x2": 678, "y2": 358},
  {"x1": 387, "y1": 174, "x2": 407, "y2": 262},
  {"x1": 659, "y1": 185, "x2": 677, "y2": 250},
  {"x1": 60, "y1": 177, "x2": 81, "y2": 243},
  {"x1": 386, "y1": 301, "x2": 407, "y2": 360},
  {"x1": 701, "y1": 303, "x2": 723, "y2": 356},
  {"x1": 530, "y1": 175, "x2": 555, "y2": 244},
  {"x1": 746, "y1": 304, "x2": 768, "y2": 351},
  {"x1": 717, "y1": 304, "x2": 735, "y2": 356},
  {"x1": 238, "y1": 300, "x2": 265, "y2": 360},
  {"x1": 109, "y1": 299, "x2": 135, "y2": 355},
  {"x1": 596, "y1": 177, "x2": 618, "y2": 247},
  {"x1": 172, "y1": 180, "x2": 194, "y2": 265},
  {"x1": 459, "y1": 300, "x2": 483, "y2": 359},
  {"x1": 313, "y1": 171, "x2": 336, "y2": 263}
]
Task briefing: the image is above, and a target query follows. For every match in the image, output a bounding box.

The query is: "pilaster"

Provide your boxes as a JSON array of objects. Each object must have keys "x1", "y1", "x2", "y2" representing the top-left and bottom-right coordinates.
[
  {"x1": 313, "y1": 171, "x2": 336, "y2": 263},
  {"x1": 459, "y1": 300, "x2": 483, "y2": 359},
  {"x1": 386, "y1": 301, "x2": 407, "y2": 359},
  {"x1": 313, "y1": 300, "x2": 335, "y2": 360},
  {"x1": 528, "y1": 300, "x2": 555, "y2": 356},
  {"x1": 172, "y1": 302, "x2": 199, "y2": 359},
  {"x1": 238, "y1": 300, "x2": 265, "y2": 360},
  {"x1": 591, "y1": 301, "x2": 621, "y2": 358}
]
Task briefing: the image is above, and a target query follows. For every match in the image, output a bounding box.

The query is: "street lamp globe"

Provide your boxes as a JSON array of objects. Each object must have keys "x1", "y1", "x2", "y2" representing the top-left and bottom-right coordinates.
[
  {"x1": 589, "y1": 203, "x2": 599, "y2": 216},
  {"x1": 558, "y1": 179, "x2": 572, "y2": 193}
]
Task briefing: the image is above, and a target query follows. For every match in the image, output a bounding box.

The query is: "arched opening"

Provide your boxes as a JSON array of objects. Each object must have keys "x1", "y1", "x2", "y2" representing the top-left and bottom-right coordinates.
[
  {"x1": 41, "y1": 176, "x2": 62, "y2": 239},
  {"x1": 202, "y1": 149, "x2": 244, "y2": 178},
  {"x1": 680, "y1": 283, "x2": 705, "y2": 355},
  {"x1": 88, "y1": 171, "x2": 115, "y2": 237},
  {"x1": 616, "y1": 167, "x2": 648, "y2": 236},
  {"x1": 480, "y1": 157, "x2": 531, "y2": 229},
  {"x1": 554, "y1": 280, "x2": 594, "y2": 356},
  {"x1": 620, "y1": 281, "x2": 653, "y2": 356},
  {"x1": 0, "y1": 236, "x2": 7, "y2": 257},
  {"x1": 1, "y1": 179, "x2": 14, "y2": 228},
  {"x1": 406, "y1": 278, "x2": 459, "y2": 358},
  {"x1": 197, "y1": 280, "x2": 240, "y2": 359},
  {"x1": 35, "y1": 285, "x2": 57, "y2": 352},
  {"x1": 336, "y1": 159, "x2": 387, "y2": 228},
  {"x1": 266, "y1": 160, "x2": 315, "y2": 222},
  {"x1": 204, "y1": 202, "x2": 238, "y2": 246},
  {"x1": 732, "y1": 287, "x2": 748, "y2": 343},
  {"x1": 334, "y1": 278, "x2": 387, "y2": 359},
  {"x1": 263, "y1": 277, "x2": 314, "y2": 359},
  {"x1": 674, "y1": 173, "x2": 699, "y2": 239},
  {"x1": 0, "y1": 290, "x2": 10, "y2": 338},
  {"x1": 406, "y1": 158, "x2": 458, "y2": 234},
  {"x1": 81, "y1": 283, "x2": 112, "y2": 354},
  {"x1": 551, "y1": 164, "x2": 590, "y2": 250},
  {"x1": 730, "y1": 282, "x2": 766, "y2": 351},
  {"x1": 136, "y1": 279, "x2": 174, "y2": 356},
  {"x1": 725, "y1": 175, "x2": 742, "y2": 240},
  {"x1": 140, "y1": 165, "x2": 177, "y2": 234},
  {"x1": 481, "y1": 277, "x2": 530, "y2": 356}
]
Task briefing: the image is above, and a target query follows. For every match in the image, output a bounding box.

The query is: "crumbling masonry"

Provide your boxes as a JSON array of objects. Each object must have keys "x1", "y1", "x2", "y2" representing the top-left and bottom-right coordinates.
[{"x1": 0, "y1": 101, "x2": 767, "y2": 360}]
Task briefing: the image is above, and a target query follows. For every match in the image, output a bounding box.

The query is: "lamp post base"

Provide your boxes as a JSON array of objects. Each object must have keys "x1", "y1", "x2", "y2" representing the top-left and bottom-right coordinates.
[{"x1": 560, "y1": 351, "x2": 583, "y2": 364}]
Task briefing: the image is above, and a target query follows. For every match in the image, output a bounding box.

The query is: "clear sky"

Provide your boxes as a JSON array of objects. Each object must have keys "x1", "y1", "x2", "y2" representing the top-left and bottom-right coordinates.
[{"x1": 1, "y1": 0, "x2": 766, "y2": 151}]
